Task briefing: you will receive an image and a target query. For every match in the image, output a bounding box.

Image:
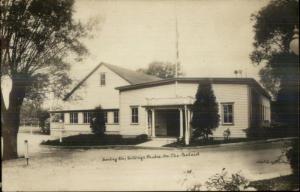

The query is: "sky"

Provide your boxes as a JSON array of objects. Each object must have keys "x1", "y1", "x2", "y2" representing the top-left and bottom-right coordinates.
[{"x1": 70, "y1": 0, "x2": 270, "y2": 82}]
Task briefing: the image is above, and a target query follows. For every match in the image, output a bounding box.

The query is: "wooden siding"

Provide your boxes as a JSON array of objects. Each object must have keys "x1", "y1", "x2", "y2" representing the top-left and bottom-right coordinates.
[
  {"x1": 119, "y1": 82, "x2": 251, "y2": 138},
  {"x1": 62, "y1": 65, "x2": 129, "y2": 110},
  {"x1": 50, "y1": 64, "x2": 128, "y2": 137}
]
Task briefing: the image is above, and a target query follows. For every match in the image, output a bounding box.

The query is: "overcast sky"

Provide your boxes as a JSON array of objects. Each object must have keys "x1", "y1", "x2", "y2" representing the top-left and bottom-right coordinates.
[{"x1": 70, "y1": 0, "x2": 270, "y2": 81}]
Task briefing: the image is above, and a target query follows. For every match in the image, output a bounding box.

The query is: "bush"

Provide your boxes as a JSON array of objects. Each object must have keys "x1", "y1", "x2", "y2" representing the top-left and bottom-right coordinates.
[
  {"x1": 223, "y1": 128, "x2": 231, "y2": 141},
  {"x1": 41, "y1": 118, "x2": 50, "y2": 134},
  {"x1": 188, "y1": 168, "x2": 255, "y2": 191},
  {"x1": 90, "y1": 106, "x2": 106, "y2": 136},
  {"x1": 286, "y1": 139, "x2": 299, "y2": 177},
  {"x1": 245, "y1": 122, "x2": 289, "y2": 139},
  {"x1": 136, "y1": 134, "x2": 148, "y2": 141},
  {"x1": 38, "y1": 110, "x2": 50, "y2": 134},
  {"x1": 41, "y1": 134, "x2": 148, "y2": 146},
  {"x1": 205, "y1": 169, "x2": 253, "y2": 191}
]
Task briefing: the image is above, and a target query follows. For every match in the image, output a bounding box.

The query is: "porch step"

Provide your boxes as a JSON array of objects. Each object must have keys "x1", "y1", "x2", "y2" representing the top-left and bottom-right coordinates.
[{"x1": 137, "y1": 137, "x2": 177, "y2": 147}]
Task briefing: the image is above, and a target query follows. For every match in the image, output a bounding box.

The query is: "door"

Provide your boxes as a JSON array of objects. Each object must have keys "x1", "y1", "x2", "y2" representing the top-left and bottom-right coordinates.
[{"x1": 166, "y1": 110, "x2": 180, "y2": 137}]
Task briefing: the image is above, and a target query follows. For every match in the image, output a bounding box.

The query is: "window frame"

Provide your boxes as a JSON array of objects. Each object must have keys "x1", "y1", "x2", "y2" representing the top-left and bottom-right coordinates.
[
  {"x1": 113, "y1": 111, "x2": 119, "y2": 124},
  {"x1": 131, "y1": 106, "x2": 139, "y2": 124},
  {"x1": 103, "y1": 111, "x2": 108, "y2": 123},
  {"x1": 83, "y1": 112, "x2": 91, "y2": 124},
  {"x1": 60, "y1": 113, "x2": 64, "y2": 123},
  {"x1": 100, "y1": 72, "x2": 106, "y2": 86},
  {"x1": 70, "y1": 112, "x2": 78, "y2": 124},
  {"x1": 221, "y1": 103, "x2": 234, "y2": 125}
]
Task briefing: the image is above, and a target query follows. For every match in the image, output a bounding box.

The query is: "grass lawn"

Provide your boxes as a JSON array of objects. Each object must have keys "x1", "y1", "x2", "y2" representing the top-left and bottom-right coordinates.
[
  {"x1": 249, "y1": 174, "x2": 299, "y2": 191},
  {"x1": 41, "y1": 134, "x2": 149, "y2": 146},
  {"x1": 164, "y1": 137, "x2": 258, "y2": 147}
]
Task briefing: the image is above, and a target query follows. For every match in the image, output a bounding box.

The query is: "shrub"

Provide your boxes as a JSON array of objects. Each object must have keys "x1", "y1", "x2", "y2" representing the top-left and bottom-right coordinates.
[
  {"x1": 245, "y1": 127, "x2": 267, "y2": 139},
  {"x1": 38, "y1": 110, "x2": 50, "y2": 134},
  {"x1": 286, "y1": 139, "x2": 299, "y2": 177},
  {"x1": 205, "y1": 169, "x2": 252, "y2": 191},
  {"x1": 136, "y1": 134, "x2": 148, "y2": 141},
  {"x1": 188, "y1": 168, "x2": 255, "y2": 191},
  {"x1": 223, "y1": 128, "x2": 231, "y2": 141},
  {"x1": 40, "y1": 118, "x2": 50, "y2": 134},
  {"x1": 245, "y1": 122, "x2": 289, "y2": 139},
  {"x1": 90, "y1": 106, "x2": 106, "y2": 136}
]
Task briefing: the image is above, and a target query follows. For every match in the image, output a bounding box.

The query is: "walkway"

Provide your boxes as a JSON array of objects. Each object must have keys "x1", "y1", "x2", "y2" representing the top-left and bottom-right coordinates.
[{"x1": 137, "y1": 137, "x2": 177, "y2": 147}]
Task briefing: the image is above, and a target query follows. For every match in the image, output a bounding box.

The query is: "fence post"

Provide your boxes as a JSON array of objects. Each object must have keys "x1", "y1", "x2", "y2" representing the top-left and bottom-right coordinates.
[
  {"x1": 24, "y1": 140, "x2": 29, "y2": 165},
  {"x1": 59, "y1": 120, "x2": 63, "y2": 143}
]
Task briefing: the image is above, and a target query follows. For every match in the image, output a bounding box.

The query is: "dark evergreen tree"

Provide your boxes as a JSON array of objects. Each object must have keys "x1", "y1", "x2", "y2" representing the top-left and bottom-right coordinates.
[
  {"x1": 90, "y1": 106, "x2": 106, "y2": 136},
  {"x1": 191, "y1": 80, "x2": 220, "y2": 140}
]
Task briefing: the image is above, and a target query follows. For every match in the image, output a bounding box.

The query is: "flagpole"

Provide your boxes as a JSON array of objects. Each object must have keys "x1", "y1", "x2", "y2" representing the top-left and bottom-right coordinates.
[{"x1": 174, "y1": 1, "x2": 179, "y2": 97}]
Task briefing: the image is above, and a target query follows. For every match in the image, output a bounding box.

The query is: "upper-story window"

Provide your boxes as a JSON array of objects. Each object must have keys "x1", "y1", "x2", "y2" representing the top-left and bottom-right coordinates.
[
  {"x1": 70, "y1": 112, "x2": 78, "y2": 124},
  {"x1": 131, "y1": 107, "x2": 139, "y2": 124},
  {"x1": 222, "y1": 103, "x2": 234, "y2": 125},
  {"x1": 100, "y1": 72, "x2": 106, "y2": 86}
]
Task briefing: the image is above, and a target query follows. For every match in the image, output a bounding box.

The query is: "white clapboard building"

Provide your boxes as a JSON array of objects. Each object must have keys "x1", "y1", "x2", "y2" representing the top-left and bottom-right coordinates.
[{"x1": 50, "y1": 62, "x2": 271, "y2": 140}]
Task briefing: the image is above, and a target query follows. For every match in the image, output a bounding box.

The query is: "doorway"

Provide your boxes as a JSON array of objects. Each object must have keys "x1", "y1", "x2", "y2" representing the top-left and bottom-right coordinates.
[{"x1": 155, "y1": 109, "x2": 180, "y2": 137}]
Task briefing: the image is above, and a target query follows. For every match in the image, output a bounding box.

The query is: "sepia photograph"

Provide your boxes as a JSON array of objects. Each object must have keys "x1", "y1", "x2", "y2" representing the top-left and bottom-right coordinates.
[{"x1": 1, "y1": 0, "x2": 299, "y2": 191}]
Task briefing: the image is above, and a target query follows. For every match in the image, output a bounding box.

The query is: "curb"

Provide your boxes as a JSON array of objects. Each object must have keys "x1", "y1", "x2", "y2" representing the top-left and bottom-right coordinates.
[{"x1": 39, "y1": 137, "x2": 297, "y2": 150}]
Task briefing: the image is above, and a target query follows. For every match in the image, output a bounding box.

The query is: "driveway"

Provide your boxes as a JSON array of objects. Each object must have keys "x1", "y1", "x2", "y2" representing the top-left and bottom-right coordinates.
[{"x1": 2, "y1": 136, "x2": 293, "y2": 191}]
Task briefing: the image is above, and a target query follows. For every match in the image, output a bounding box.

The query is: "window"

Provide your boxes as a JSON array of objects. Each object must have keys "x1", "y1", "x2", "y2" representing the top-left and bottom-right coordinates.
[
  {"x1": 113, "y1": 111, "x2": 119, "y2": 123},
  {"x1": 131, "y1": 107, "x2": 139, "y2": 124},
  {"x1": 104, "y1": 111, "x2": 108, "y2": 123},
  {"x1": 100, "y1": 72, "x2": 106, "y2": 86},
  {"x1": 222, "y1": 103, "x2": 234, "y2": 124},
  {"x1": 83, "y1": 112, "x2": 91, "y2": 124},
  {"x1": 70, "y1": 112, "x2": 78, "y2": 124},
  {"x1": 60, "y1": 113, "x2": 64, "y2": 123}
]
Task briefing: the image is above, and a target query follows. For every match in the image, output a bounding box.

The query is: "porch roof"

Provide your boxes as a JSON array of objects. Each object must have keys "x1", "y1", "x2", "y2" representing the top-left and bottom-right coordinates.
[{"x1": 142, "y1": 96, "x2": 195, "y2": 107}]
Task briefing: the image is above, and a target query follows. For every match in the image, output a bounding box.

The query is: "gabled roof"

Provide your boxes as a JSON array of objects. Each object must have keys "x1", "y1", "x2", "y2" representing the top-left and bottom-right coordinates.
[
  {"x1": 103, "y1": 63, "x2": 161, "y2": 84},
  {"x1": 63, "y1": 62, "x2": 161, "y2": 101},
  {"x1": 116, "y1": 77, "x2": 271, "y2": 99}
]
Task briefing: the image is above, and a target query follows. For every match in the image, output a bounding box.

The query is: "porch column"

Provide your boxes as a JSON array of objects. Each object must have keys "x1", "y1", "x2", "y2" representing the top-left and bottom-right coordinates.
[
  {"x1": 151, "y1": 109, "x2": 156, "y2": 137},
  {"x1": 146, "y1": 110, "x2": 150, "y2": 135},
  {"x1": 187, "y1": 109, "x2": 191, "y2": 144},
  {"x1": 179, "y1": 108, "x2": 183, "y2": 139},
  {"x1": 184, "y1": 105, "x2": 190, "y2": 145}
]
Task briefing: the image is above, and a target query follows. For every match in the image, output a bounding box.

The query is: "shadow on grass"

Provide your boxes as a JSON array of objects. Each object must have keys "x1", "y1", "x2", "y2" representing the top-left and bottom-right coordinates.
[
  {"x1": 164, "y1": 138, "x2": 258, "y2": 147},
  {"x1": 249, "y1": 174, "x2": 299, "y2": 191},
  {"x1": 41, "y1": 134, "x2": 149, "y2": 146}
]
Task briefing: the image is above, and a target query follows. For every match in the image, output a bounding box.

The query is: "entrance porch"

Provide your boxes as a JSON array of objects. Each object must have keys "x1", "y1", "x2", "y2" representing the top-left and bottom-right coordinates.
[{"x1": 144, "y1": 97, "x2": 194, "y2": 145}]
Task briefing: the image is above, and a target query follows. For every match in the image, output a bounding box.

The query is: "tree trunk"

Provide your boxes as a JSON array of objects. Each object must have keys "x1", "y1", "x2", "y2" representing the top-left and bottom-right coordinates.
[
  {"x1": 1, "y1": 79, "x2": 26, "y2": 160},
  {"x1": 2, "y1": 126, "x2": 18, "y2": 160}
]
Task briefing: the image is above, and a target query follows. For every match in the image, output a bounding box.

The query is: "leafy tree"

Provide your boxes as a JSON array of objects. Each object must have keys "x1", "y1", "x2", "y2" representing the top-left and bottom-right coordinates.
[
  {"x1": 191, "y1": 80, "x2": 220, "y2": 140},
  {"x1": 250, "y1": 0, "x2": 299, "y2": 135},
  {"x1": 20, "y1": 99, "x2": 42, "y2": 125},
  {"x1": 1, "y1": 0, "x2": 93, "y2": 160},
  {"x1": 90, "y1": 106, "x2": 106, "y2": 136},
  {"x1": 137, "y1": 61, "x2": 184, "y2": 79}
]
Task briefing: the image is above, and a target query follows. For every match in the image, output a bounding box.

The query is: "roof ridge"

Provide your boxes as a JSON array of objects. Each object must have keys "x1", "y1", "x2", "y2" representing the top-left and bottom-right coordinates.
[
  {"x1": 63, "y1": 62, "x2": 161, "y2": 101},
  {"x1": 63, "y1": 63, "x2": 102, "y2": 100},
  {"x1": 102, "y1": 62, "x2": 161, "y2": 84}
]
